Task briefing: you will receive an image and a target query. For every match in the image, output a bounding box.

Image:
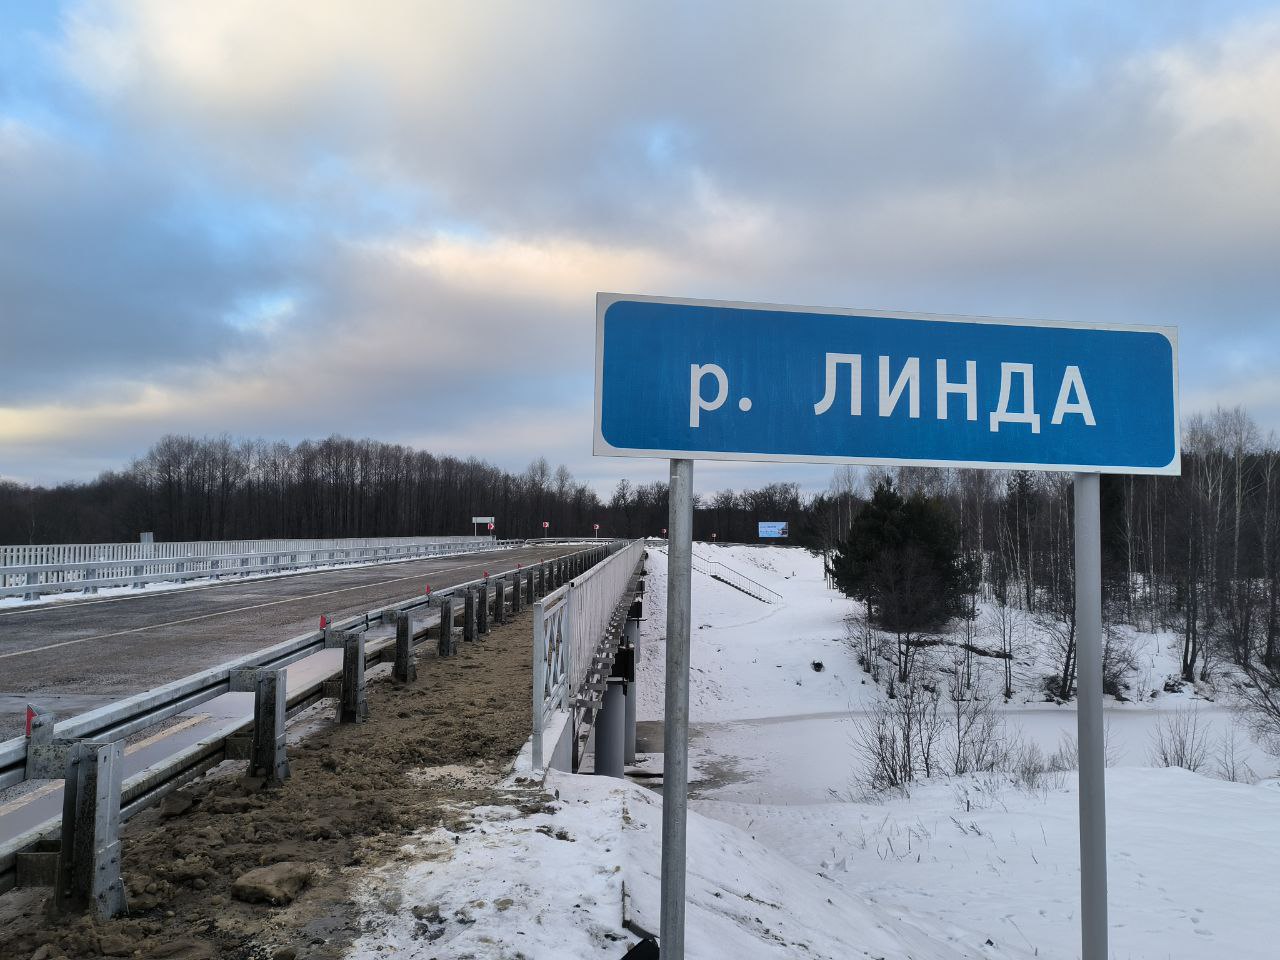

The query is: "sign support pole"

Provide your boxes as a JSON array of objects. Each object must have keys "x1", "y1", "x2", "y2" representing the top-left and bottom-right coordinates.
[
  {"x1": 1073, "y1": 472, "x2": 1107, "y2": 960},
  {"x1": 661, "y1": 457, "x2": 694, "y2": 960}
]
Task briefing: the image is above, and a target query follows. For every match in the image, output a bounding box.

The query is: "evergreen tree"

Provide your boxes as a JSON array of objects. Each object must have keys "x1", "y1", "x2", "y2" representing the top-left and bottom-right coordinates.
[{"x1": 829, "y1": 480, "x2": 969, "y2": 681}]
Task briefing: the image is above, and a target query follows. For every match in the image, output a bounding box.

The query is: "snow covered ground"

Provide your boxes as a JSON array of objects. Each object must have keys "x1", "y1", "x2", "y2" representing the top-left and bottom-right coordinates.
[
  {"x1": 350, "y1": 770, "x2": 1033, "y2": 959},
  {"x1": 349, "y1": 542, "x2": 1280, "y2": 959},
  {"x1": 632, "y1": 543, "x2": 1280, "y2": 958},
  {"x1": 701, "y1": 769, "x2": 1280, "y2": 960},
  {"x1": 637, "y1": 544, "x2": 1276, "y2": 803}
]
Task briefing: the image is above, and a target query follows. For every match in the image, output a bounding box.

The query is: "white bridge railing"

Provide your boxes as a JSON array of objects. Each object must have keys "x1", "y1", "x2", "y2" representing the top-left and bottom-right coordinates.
[
  {"x1": 0, "y1": 536, "x2": 513, "y2": 600},
  {"x1": 531, "y1": 539, "x2": 644, "y2": 768}
]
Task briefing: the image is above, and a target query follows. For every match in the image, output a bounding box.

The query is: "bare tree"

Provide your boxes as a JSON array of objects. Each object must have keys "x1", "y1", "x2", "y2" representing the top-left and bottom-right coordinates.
[
  {"x1": 985, "y1": 600, "x2": 1023, "y2": 699},
  {"x1": 1239, "y1": 661, "x2": 1280, "y2": 758}
]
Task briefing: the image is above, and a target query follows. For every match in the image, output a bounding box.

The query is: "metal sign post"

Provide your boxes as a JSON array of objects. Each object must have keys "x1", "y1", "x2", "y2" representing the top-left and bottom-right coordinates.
[
  {"x1": 661, "y1": 458, "x2": 694, "y2": 959},
  {"x1": 1074, "y1": 472, "x2": 1107, "y2": 958},
  {"x1": 593, "y1": 293, "x2": 1179, "y2": 960}
]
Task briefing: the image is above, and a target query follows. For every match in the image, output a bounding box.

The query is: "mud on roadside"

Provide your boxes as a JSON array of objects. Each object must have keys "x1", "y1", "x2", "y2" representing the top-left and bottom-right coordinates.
[{"x1": 0, "y1": 612, "x2": 549, "y2": 960}]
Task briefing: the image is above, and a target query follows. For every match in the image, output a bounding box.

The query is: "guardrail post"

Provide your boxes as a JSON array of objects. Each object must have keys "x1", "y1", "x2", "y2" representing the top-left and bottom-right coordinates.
[
  {"x1": 477, "y1": 581, "x2": 490, "y2": 635},
  {"x1": 322, "y1": 614, "x2": 341, "y2": 648},
  {"x1": 338, "y1": 632, "x2": 368, "y2": 723},
  {"x1": 463, "y1": 589, "x2": 477, "y2": 645},
  {"x1": 25, "y1": 705, "x2": 64, "y2": 778},
  {"x1": 493, "y1": 576, "x2": 506, "y2": 625},
  {"x1": 250, "y1": 669, "x2": 289, "y2": 786},
  {"x1": 438, "y1": 596, "x2": 457, "y2": 656},
  {"x1": 56, "y1": 740, "x2": 126, "y2": 919},
  {"x1": 24, "y1": 571, "x2": 40, "y2": 601},
  {"x1": 394, "y1": 612, "x2": 417, "y2": 682},
  {"x1": 525, "y1": 568, "x2": 535, "y2": 605},
  {"x1": 512, "y1": 573, "x2": 523, "y2": 613},
  {"x1": 83, "y1": 567, "x2": 99, "y2": 594}
]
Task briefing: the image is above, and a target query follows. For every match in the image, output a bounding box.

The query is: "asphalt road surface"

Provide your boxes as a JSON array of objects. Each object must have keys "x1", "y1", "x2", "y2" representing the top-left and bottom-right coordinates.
[{"x1": 0, "y1": 542, "x2": 578, "y2": 736}]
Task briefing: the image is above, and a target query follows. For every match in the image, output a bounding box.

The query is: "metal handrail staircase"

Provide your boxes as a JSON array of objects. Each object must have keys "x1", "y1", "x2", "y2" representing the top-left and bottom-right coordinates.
[{"x1": 670, "y1": 549, "x2": 782, "y2": 603}]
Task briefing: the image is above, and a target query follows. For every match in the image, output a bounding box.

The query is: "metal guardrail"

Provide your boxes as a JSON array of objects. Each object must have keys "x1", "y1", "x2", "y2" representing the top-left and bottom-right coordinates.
[
  {"x1": 0, "y1": 536, "x2": 518, "y2": 600},
  {"x1": 531, "y1": 540, "x2": 645, "y2": 768},
  {"x1": 0, "y1": 541, "x2": 621, "y2": 898}
]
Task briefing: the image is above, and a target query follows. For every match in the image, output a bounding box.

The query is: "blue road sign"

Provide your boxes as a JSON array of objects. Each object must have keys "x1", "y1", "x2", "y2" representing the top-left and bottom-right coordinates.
[
  {"x1": 758, "y1": 522, "x2": 789, "y2": 538},
  {"x1": 594, "y1": 294, "x2": 1179, "y2": 474}
]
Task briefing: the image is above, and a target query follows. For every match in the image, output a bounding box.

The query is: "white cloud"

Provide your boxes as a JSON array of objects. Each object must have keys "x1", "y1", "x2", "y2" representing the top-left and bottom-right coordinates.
[{"x1": 3, "y1": 1, "x2": 1279, "y2": 489}]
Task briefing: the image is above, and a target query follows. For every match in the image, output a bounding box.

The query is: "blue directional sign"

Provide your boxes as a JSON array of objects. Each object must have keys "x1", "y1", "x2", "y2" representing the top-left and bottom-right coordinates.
[
  {"x1": 594, "y1": 294, "x2": 1180, "y2": 474},
  {"x1": 758, "y1": 522, "x2": 789, "y2": 538}
]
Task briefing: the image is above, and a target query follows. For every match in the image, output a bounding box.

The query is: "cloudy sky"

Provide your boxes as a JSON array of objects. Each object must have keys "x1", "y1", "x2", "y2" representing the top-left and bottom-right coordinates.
[{"x1": 2, "y1": 1, "x2": 1278, "y2": 494}]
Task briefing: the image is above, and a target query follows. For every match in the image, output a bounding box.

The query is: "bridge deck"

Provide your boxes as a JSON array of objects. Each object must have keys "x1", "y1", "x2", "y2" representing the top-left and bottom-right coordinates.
[{"x1": 0, "y1": 543, "x2": 573, "y2": 735}]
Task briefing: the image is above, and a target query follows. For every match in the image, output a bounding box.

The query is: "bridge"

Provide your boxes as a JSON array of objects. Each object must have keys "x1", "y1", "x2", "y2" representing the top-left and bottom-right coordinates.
[{"x1": 0, "y1": 535, "x2": 647, "y2": 920}]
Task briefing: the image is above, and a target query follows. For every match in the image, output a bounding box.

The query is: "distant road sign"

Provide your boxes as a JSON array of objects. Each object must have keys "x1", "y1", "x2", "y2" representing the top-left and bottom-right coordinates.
[
  {"x1": 472, "y1": 516, "x2": 495, "y2": 524},
  {"x1": 595, "y1": 293, "x2": 1179, "y2": 474},
  {"x1": 487, "y1": 522, "x2": 495, "y2": 531},
  {"x1": 593, "y1": 523, "x2": 600, "y2": 530},
  {"x1": 758, "y1": 521, "x2": 789, "y2": 538},
  {"x1": 542, "y1": 521, "x2": 549, "y2": 529}
]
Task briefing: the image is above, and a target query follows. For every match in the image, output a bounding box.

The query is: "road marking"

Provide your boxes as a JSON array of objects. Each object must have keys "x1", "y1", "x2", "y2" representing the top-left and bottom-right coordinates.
[
  {"x1": 0, "y1": 780, "x2": 60, "y2": 816},
  {"x1": 0, "y1": 714, "x2": 213, "y2": 816},
  {"x1": 0, "y1": 548, "x2": 557, "y2": 661},
  {"x1": 123, "y1": 713, "x2": 211, "y2": 754}
]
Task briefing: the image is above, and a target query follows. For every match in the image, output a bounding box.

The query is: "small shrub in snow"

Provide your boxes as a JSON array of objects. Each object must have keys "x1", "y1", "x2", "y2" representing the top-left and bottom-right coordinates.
[
  {"x1": 1215, "y1": 725, "x2": 1257, "y2": 783},
  {"x1": 852, "y1": 684, "x2": 945, "y2": 793},
  {"x1": 1047, "y1": 727, "x2": 1119, "y2": 770},
  {"x1": 1103, "y1": 628, "x2": 1139, "y2": 700},
  {"x1": 1148, "y1": 708, "x2": 1212, "y2": 773}
]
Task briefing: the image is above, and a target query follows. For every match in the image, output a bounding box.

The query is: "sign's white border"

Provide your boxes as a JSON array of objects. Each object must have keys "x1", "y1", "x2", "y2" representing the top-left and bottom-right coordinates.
[{"x1": 593, "y1": 292, "x2": 1181, "y2": 476}]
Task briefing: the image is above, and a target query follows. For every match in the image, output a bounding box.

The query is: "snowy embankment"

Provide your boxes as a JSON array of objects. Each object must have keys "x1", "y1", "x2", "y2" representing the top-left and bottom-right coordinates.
[
  {"x1": 701, "y1": 769, "x2": 1280, "y2": 960},
  {"x1": 351, "y1": 771, "x2": 1008, "y2": 959},
  {"x1": 634, "y1": 543, "x2": 1280, "y2": 959},
  {"x1": 347, "y1": 543, "x2": 1280, "y2": 959},
  {"x1": 639, "y1": 545, "x2": 1275, "y2": 803}
]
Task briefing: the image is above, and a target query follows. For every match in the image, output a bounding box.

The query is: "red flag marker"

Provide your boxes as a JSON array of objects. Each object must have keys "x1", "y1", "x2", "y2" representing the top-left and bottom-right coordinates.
[
  {"x1": 25, "y1": 705, "x2": 35, "y2": 737},
  {"x1": 319, "y1": 614, "x2": 328, "y2": 629}
]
